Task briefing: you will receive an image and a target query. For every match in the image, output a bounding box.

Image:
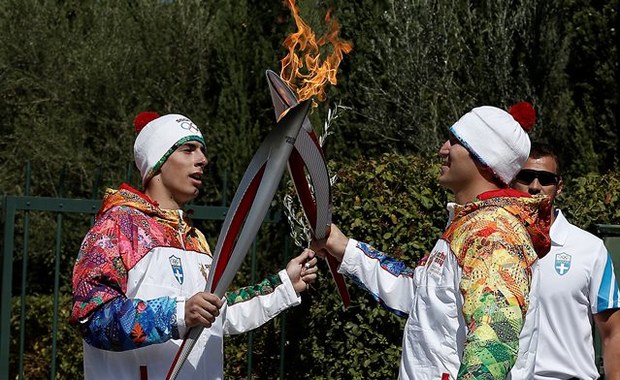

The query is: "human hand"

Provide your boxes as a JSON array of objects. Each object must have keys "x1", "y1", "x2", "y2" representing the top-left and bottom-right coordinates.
[
  {"x1": 286, "y1": 248, "x2": 319, "y2": 293},
  {"x1": 184, "y1": 292, "x2": 223, "y2": 328},
  {"x1": 310, "y1": 224, "x2": 348, "y2": 262}
]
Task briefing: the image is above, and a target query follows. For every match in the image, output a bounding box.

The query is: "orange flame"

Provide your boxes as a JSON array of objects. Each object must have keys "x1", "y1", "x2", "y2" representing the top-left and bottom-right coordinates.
[{"x1": 280, "y1": 0, "x2": 352, "y2": 103}]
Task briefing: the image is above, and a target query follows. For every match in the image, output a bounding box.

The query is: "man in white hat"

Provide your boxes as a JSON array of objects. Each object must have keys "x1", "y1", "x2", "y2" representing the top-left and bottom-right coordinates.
[
  {"x1": 312, "y1": 103, "x2": 551, "y2": 378},
  {"x1": 70, "y1": 112, "x2": 318, "y2": 380}
]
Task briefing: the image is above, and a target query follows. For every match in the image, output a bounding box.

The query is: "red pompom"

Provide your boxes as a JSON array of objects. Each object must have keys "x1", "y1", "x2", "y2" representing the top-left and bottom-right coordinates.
[
  {"x1": 133, "y1": 112, "x2": 160, "y2": 134},
  {"x1": 508, "y1": 102, "x2": 536, "y2": 133}
]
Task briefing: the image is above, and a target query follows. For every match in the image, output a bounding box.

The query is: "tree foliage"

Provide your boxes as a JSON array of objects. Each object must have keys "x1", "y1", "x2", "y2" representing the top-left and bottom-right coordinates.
[
  {"x1": 327, "y1": 0, "x2": 618, "y2": 174},
  {"x1": 0, "y1": 0, "x2": 617, "y2": 191}
]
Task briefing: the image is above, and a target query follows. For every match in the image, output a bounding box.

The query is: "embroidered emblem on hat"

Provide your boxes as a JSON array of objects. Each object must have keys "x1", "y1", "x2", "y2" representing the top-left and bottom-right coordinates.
[
  {"x1": 554, "y1": 252, "x2": 571, "y2": 275},
  {"x1": 178, "y1": 119, "x2": 200, "y2": 134},
  {"x1": 169, "y1": 255, "x2": 184, "y2": 285}
]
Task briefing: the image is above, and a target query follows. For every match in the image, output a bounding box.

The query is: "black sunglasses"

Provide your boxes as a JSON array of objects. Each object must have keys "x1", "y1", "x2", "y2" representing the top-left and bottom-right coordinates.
[{"x1": 515, "y1": 169, "x2": 560, "y2": 186}]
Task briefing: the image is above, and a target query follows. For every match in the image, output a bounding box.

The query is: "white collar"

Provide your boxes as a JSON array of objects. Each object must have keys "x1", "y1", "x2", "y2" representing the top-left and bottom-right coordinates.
[
  {"x1": 550, "y1": 208, "x2": 569, "y2": 246},
  {"x1": 446, "y1": 202, "x2": 457, "y2": 226}
]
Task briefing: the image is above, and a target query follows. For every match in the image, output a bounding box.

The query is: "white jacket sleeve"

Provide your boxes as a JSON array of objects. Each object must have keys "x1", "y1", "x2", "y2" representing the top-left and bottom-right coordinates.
[
  {"x1": 339, "y1": 239, "x2": 416, "y2": 316},
  {"x1": 222, "y1": 270, "x2": 301, "y2": 335}
]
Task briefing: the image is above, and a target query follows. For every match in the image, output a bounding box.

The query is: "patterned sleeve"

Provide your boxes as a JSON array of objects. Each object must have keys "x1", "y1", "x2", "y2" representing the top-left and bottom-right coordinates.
[
  {"x1": 81, "y1": 296, "x2": 179, "y2": 350},
  {"x1": 457, "y1": 224, "x2": 534, "y2": 378},
  {"x1": 222, "y1": 270, "x2": 301, "y2": 335},
  {"x1": 224, "y1": 274, "x2": 283, "y2": 305},
  {"x1": 339, "y1": 240, "x2": 415, "y2": 317},
  {"x1": 70, "y1": 213, "x2": 179, "y2": 350}
]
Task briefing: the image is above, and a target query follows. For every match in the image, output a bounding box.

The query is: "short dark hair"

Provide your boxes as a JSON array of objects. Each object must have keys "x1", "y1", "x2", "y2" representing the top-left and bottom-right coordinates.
[{"x1": 529, "y1": 142, "x2": 561, "y2": 175}]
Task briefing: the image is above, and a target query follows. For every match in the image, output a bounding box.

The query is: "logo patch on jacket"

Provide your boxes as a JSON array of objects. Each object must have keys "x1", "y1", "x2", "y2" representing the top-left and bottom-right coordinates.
[
  {"x1": 169, "y1": 255, "x2": 184, "y2": 284},
  {"x1": 427, "y1": 251, "x2": 447, "y2": 277},
  {"x1": 554, "y1": 252, "x2": 571, "y2": 275}
]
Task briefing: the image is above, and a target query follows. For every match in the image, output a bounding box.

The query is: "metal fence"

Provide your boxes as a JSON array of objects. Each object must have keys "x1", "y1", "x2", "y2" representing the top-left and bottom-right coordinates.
[{"x1": 0, "y1": 163, "x2": 291, "y2": 379}]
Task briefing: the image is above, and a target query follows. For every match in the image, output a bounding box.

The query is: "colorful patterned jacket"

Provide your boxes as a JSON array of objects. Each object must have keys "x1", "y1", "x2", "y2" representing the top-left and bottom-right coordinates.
[
  {"x1": 70, "y1": 184, "x2": 301, "y2": 380},
  {"x1": 338, "y1": 189, "x2": 551, "y2": 379}
]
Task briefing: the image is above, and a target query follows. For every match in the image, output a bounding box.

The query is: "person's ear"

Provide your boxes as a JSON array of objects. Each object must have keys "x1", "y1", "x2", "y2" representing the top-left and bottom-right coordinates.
[{"x1": 556, "y1": 177, "x2": 564, "y2": 196}]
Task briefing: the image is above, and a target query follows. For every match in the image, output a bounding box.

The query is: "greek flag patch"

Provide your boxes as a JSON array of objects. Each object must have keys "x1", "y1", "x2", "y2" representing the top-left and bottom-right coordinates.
[
  {"x1": 554, "y1": 252, "x2": 572, "y2": 275},
  {"x1": 169, "y1": 255, "x2": 184, "y2": 285}
]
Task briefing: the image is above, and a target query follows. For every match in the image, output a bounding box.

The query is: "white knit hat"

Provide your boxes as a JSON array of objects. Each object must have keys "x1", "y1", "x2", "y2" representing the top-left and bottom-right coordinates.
[
  {"x1": 450, "y1": 102, "x2": 536, "y2": 185},
  {"x1": 133, "y1": 112, "x2": 205, "y2": 187}
]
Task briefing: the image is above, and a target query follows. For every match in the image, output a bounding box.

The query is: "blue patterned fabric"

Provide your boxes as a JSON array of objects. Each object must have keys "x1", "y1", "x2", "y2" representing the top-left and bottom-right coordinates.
[
  {"x1": 345, "y1": 242, "x2": 413, "y2": 318},
  {"x1": 82, "y1": 296, "x2": 178, "y2": 351},
  {"x1": 357, "y1": 242, "x2": 415, "y2": 277}
]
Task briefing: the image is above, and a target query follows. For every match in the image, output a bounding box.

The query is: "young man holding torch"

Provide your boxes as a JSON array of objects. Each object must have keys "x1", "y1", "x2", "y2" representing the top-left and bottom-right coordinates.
[{"x1": 70, "y1": 112, "x2": 318, "y2": 380}]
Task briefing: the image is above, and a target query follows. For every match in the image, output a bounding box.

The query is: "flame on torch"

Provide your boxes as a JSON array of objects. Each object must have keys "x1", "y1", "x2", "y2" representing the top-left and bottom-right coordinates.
[{"x1": 280, "y1": 0, "x2": 353, "y2": 103}]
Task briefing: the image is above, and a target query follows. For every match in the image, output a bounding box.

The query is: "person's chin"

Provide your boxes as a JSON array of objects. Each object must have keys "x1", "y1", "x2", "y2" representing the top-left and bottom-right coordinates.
[
  {"x1": 179, "y1": 187, "x2": 199, "y2": 203},
  {"x1": 187, "y1": 187, "x2": 199, "y2": 199},
  {"x1": 438, "y1": 176, "x2": 457, "y2": 192},
  {"x1": 437, "y1": 172, "x2": 449, "y2": 186}
]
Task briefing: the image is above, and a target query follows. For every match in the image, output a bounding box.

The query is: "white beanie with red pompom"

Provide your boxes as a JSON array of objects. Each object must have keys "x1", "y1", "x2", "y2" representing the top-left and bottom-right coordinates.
[
  {"x1": 449, "y1": 101, "x2": 536, "y2": 185},
  {"x1": 133, "y1": 112, "x2": 205, "y2": 187}
]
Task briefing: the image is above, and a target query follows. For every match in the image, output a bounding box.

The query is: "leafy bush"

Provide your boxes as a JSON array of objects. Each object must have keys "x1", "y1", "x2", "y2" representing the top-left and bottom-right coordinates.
[
  {"x1": 559, "y1": 171, "x2": 620, "y2": 230},
  {"x1": 10, "y1": 294, "x2": 83, "y2": 379},
  {"x1": 288, "y1": 153, "x2": 449, "y2": 379}
]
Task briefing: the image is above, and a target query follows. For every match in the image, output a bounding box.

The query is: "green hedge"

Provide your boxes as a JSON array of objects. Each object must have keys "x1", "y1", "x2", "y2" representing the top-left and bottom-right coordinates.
[
  {"x1": 10, "y1": 294, "x2": 83, "y2": 379},
  {"x1": 559, "y1": 172, "x2": 620, "y2": 230}
]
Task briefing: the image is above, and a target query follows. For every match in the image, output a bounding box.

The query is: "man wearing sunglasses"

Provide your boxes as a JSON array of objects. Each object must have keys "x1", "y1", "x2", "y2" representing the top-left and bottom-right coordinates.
[{"x1": 512, "y1": 143, "x2": 620, "y2": 379}]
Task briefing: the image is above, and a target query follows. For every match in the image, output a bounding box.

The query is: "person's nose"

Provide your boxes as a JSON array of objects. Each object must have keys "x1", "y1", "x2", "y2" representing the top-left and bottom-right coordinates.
[
  {"x1": 196, "y1": 151, "x2": 208, "y2": 168},
  {"x1": 528, "y1": 178, "x2": 542, "y2": 195}
]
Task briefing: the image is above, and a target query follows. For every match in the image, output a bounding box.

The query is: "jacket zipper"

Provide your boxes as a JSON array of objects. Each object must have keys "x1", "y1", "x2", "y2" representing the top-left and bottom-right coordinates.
[{"x1": 177, "y1": 210, "x2": 186, "y2": 250}]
